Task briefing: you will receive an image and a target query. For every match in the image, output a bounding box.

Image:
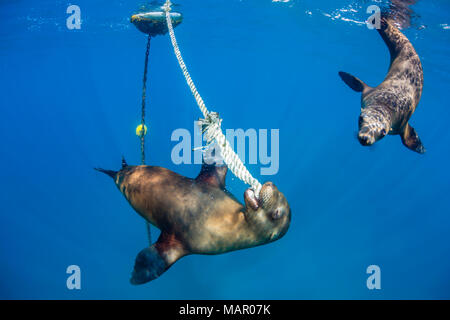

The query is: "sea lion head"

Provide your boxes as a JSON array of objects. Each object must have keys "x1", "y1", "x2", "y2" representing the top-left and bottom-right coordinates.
[
  {"x1": 244, "y1": 182, "x2": 291, "y2": 242},
  {"x1": 358, "y1": 108, "x2": 390, "y2": 146}
]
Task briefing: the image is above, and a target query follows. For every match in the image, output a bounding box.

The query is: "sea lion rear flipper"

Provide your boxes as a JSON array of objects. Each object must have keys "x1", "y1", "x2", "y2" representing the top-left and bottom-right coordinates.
[
  {"x1": 338, "y1": 71, "x2": 369, "y2": 93},
  {"x1": 401, "y1": 123, "x2": 426, "y2": 154},
  {"x1": 196, "y1": 162, "x2": 228, "y2": 189},
  {"x1": 130, "y1": 245, "x2": 167, "y2": 285},
  {"x1": 130, "y1": 233, "x2": 186, "y2": 285}
]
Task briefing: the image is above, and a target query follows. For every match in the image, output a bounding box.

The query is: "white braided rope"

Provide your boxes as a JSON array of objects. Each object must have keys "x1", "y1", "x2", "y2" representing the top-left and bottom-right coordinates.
[{"x1": 164, "y1": 5, "x2": 262, "y2": 195}]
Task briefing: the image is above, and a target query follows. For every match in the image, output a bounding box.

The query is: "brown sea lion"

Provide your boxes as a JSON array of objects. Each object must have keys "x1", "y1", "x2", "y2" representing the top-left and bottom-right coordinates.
[
  {"x1": 339, "y1": 16, "x2": 425, "y2": 154},
  {"x1": 96, "y1": 159, "x2": 291, "y2": 284}
]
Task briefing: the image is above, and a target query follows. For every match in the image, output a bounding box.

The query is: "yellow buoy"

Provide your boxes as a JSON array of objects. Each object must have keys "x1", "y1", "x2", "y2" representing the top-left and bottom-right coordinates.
[{"x1": 136, "y1": 124, "x2": 148, "y2": 136}]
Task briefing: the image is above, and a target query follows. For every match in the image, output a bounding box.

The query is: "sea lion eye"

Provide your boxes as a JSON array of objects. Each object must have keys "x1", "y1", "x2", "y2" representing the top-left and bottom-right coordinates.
[{"x1": 272, "y1": 208, "x2": 284, "y2": 220}]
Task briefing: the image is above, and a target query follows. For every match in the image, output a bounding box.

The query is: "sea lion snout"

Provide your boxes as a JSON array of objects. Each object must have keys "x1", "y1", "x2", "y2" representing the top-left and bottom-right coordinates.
[
  {"x1": 358, "y1": 112, "x2": 389, "y2": 147},
  {"x1": 244, "y1": 182, "x2": 279, "y2": 211},
  {"x1": 260, "y1": 182, "x2": 278, "y2": 208},
  {"x1": 358, "y1": 127, "x2": 387, "y2": 146},
  {"x1": 358, "y1": 129, "x2": 376, "y2": 146},
  {"x1": 259, "y1": 182, "x2": 289, "y2": 218}
]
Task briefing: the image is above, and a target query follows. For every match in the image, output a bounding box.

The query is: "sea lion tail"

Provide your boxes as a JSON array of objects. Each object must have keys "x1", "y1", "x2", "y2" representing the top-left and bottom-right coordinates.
[
  {"x1": 94, "y1": 168, "x2": 117, "y2": 179},
  {"x1": 130, "y1": 245, "x2": 168, "y2": 285},
  {"x1": 377, "y1": 13, "x2": 412, "y2": 61}
]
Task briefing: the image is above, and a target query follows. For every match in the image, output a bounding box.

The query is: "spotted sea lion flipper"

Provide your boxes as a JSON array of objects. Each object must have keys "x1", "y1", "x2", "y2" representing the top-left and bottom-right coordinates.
[
  {"x1": 400, "y1": 123, "x2": 426, "y2": 154},
  {"x1": 338, "y1": 71, "x2": 370, "y2": 93},
  {"x1": 130, "y1": 233, "x2": 186, "y2": 285}
]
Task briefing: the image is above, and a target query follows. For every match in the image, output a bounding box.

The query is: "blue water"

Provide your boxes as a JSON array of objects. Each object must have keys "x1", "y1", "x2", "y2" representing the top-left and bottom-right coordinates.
[{"x1": 1, "y1": 0, "x2": 449, "y2": 299}]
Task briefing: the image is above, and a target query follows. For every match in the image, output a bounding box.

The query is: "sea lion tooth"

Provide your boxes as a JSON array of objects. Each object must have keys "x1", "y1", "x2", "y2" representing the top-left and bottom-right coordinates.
[{"x1": 339, "y1": 15, "x2": 425, "y2": 153}]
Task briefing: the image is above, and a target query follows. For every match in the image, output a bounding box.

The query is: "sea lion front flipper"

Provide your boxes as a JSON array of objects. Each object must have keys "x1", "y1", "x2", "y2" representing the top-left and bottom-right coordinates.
[
  {"x1": 400, "y1": 123, "x2": 426, "y2": 154},
  {"x1": 130, "y1": 233, "x2": 186, "y2": 285},
  {"x1": 338, "y1": 71, "x2": 370, "y2": 93},
  {"x1": 196, "y1": 162, "x2": 228, "y2": 189}
]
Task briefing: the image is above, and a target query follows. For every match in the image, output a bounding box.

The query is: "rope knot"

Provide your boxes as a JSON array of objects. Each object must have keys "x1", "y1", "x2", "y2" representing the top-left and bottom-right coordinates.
[
  {"x1": 198, "y1": 111, "x2": 223, "y2": 145},
  {"x1": 162, "y1": 0, "x2": 172, "y2": 12}
]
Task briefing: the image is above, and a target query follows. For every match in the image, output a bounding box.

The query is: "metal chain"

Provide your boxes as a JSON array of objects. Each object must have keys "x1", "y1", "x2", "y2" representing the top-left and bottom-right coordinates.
[
  {"x1": 140, "y1": 35, "x2": 151, "y2": 165},
  {"x1": 141, "y1": 34, "x2": 152, "y2": 245}
]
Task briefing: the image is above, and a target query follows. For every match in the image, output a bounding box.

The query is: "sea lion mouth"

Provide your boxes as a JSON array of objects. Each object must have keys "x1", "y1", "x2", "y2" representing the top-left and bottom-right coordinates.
[
  {"x1": 244, "y1": 182, "x2": 278, "y2": 211},
  {"x1": 358, "y1": 132, "x2": 375, "y2": 146},
  {"x1": 358, "y1": 125, "x2": 388, "y2": 146},
  {"x1": 244, "y1": 188, "x2": 260, "y2": 211}
]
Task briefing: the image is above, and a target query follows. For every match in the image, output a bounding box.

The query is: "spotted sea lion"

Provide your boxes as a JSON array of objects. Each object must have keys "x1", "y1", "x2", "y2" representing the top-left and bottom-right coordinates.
[
  {"x1": 339, "y1": 16, "x2": 425, "y2": 153},
  {"x1": 96, "y1": 159, "x2": 291, "y2": 284}
]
